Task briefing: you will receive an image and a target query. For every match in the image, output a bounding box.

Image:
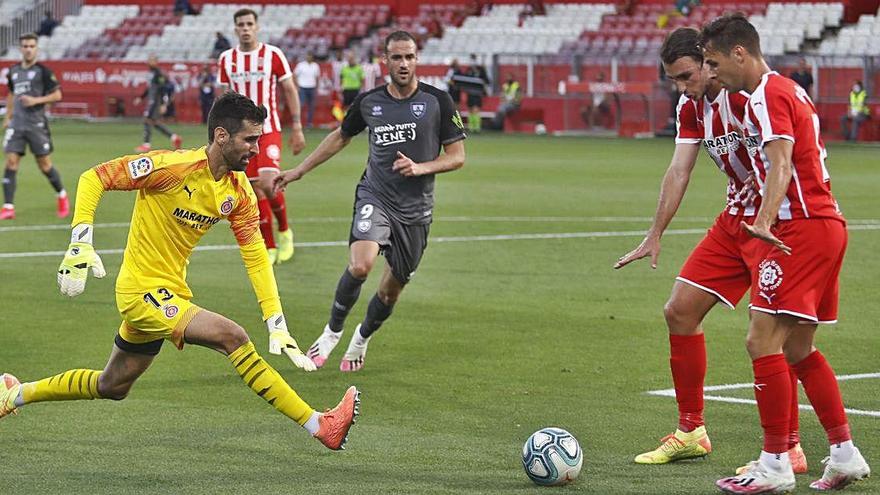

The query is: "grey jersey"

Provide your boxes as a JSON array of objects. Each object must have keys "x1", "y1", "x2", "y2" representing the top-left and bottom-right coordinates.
[
  {"x1": 6, "y1": 62, "x2": 59, "y2": 129},
  {"x1": 341, "y1": 82, "x2": 466, "y2": 224},
  {"x1": 142, "y1": 67, "x2": 168, "y2": 104}
]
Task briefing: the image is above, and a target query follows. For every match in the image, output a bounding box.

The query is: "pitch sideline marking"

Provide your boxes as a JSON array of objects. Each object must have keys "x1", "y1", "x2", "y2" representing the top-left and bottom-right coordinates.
[
  {"x1": 2, "y1": 225, "x2": 880, "y2": 259},
  {"x1": 646, "y1": 372, "x2": 880, "y2": 418}
]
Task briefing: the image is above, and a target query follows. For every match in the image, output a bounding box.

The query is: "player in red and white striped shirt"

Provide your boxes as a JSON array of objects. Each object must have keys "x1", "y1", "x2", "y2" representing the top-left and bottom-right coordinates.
[
  {"x1": 703, "y1": 14, "x2": 870, "y2": 494},
  {"x1": 218, "y1": 8, "x2": 306, "y2": 265},
  {"x1": 617, "y1": 28, "x2": 804, "y2": 473}
]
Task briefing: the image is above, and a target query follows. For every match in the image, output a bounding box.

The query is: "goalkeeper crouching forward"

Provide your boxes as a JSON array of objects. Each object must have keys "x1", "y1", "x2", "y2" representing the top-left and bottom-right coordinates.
[{"x1": 0, "y1": 92, "x2": 359, "y2": 450}]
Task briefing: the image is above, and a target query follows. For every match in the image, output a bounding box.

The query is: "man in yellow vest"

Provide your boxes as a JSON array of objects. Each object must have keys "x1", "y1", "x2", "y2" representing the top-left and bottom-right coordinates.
[
  {"x1": 491, "y1": 74, "x2": 522, "y2": 130},
  {"x1": 841, "y1": 80, "x2": 869, "y2": 142}
]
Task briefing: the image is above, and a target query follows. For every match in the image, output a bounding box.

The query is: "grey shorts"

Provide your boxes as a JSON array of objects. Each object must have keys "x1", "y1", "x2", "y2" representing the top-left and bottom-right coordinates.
[
  {"x1": 349, "y1": 190, "x2": 430, "y2": 285},
  {"x1": 143, "y1": 101, "x2": 163, "y2": 119},
  {"x1": 3, "y1": 124, "x2": 53, "y2": 156}
]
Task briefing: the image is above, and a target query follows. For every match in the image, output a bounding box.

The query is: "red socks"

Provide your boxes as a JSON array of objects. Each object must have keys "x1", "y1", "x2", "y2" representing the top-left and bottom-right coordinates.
[
  {"x1": 670, "y1": 333, "x2": 706, "y2": 431},
  {"x1": 753, "y1": 354, "x2": 791, "y2": 454},
  {"x1": 792, "y1": 351, "x2": 851, "y2": 445},
  {"x1": 258, "y1": 197, "x2": 275, "y2": 248},
  {"x1": 269, "y1": 192, "x2": 289, "y2": 232}
]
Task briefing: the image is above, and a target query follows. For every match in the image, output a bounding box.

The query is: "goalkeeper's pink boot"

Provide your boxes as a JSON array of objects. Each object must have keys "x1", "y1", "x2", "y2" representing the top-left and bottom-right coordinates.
[
  {"x1": 314, "y1": 386, "x2": 360, "y2": 450},
  {"x1": 0, "y1": 373, "x2": 21, "y2": 419}
]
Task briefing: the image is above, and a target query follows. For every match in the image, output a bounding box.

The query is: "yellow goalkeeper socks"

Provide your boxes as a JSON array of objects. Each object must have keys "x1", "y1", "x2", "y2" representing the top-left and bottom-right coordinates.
[
  {"x1": 228, "y1": 341, "x2": 315, "y2": 426},
  {"x1": 21, "y1": 369, "x2": 102, "y2": 404}
]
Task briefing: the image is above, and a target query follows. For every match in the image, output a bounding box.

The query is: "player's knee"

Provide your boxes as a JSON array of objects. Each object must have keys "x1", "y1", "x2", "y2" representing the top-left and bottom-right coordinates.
[
  {"x1": 97, "y1": 377, "x2": 132, "y2": 401},
  {"x1": 218, "y1": 322, "x2": 250, "y2": 355},
  {"x1": 5, "y1": 160, "x2": 19, "y2": 171},
  {"x1": 348, "y1": 260, "x2": 374, "y2": 279},
  {"x1": 376, "y1": 286, "x2": 400, "y2": 305},
  {"x1": 663, "y1": 299, "x2": 697, "y2": 332}
]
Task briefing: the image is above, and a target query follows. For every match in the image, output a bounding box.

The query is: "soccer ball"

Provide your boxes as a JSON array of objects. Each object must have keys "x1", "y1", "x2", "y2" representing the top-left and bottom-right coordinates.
[
  {"x1": 522, "y1": 427, "x2": 583, "y2": 486},
  {"x1": 534, "y1": 123, "x2": 547, "y2": 135}
]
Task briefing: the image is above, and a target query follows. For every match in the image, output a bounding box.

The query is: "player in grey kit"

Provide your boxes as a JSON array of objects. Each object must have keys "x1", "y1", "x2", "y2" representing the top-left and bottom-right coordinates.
[
  {"x1": 273, "y1": 31, "x2": 467, "y2": 372},
  {"x1": 134, "y1": 55, "x2": 181, "y2": 152},
  {"x1": 2, "y1": 33, "x2": 68, "y2": 220}
]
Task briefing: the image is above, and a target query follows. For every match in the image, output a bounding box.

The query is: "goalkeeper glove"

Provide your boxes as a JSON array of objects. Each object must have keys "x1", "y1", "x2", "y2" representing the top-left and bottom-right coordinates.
[
  {"x1": 267, "y1": 313, "x2": 316, "y2": 372},
  {"x1": 57, "y1": 224, "x2": 106, "y2": 297}
]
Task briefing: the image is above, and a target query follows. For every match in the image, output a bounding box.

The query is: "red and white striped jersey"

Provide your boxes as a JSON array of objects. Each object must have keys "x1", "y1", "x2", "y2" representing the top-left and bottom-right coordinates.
[
  {"x1": 745, "y1": 72, "x2": 842, "y2": 221},
  {"x1": 217, "y1": 43, "x2": 292, "y2": 134},
  {"x1": 675, "y1": 89, "x2": 758, "y2": 216}
]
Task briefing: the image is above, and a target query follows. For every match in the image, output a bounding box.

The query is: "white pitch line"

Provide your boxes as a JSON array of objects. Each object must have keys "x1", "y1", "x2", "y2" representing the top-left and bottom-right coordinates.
[
  {"x1": 647, "y1": 372, "x2": 880, "y2": 418},
  {"x1": 3, "y1": 225, "x2": 880, "y2": 259},
  {"x1": 3, "y1": 217, "x2": 880, "y2": 234}
]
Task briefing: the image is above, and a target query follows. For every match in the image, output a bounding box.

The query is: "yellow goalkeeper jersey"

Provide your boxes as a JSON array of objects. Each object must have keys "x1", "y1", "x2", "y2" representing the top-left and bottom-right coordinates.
[{"x1": 72, "y1": 147, "x2": 281, "y2": 319}]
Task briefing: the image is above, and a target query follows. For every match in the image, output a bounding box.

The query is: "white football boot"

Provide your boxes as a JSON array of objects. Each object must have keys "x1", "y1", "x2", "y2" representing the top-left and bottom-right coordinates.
[{"x1": 306, "y1": 324, "x2": 342, "y2": 369}]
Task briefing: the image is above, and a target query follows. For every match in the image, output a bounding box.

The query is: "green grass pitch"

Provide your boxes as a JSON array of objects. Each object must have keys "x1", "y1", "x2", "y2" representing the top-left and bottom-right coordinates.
[{"x1": 1, "y1": 121, "x2": 877, "y2": 494}]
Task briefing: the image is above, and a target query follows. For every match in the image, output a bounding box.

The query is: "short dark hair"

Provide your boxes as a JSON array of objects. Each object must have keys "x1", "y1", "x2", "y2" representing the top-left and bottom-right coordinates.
[
  {"x1": 384, "y1": 31, "x2": 417, "y2": 53},
  {"x1": 207, "y1": 92, "x2": 267, "y2": 143},
  {"x1": 660, "y1": 27, "x2": 703, "y2": 65},
  {"x1": 700, "y1": 13, "x2": 762, "y2": 56},
  {"x1": 19, "y1": 33, "x2": 38, "y2": 43},
  {"x1": 233, "y1": 8, "x2": 258, "y2": 23}
]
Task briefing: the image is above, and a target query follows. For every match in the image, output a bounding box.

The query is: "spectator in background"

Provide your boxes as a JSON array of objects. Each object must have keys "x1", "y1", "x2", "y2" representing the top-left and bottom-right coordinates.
[
  {"x1": 36, "y1": 11, "x2": 59, "y2": 37},
  {"x1": 446, "y1": 58, "x2": 462, "y2": 109},
  {"x1": 841, "y1": 80, "x2": 869, "y2": 142},
  {"x1": 211, "y1": 32, "x2": 231, "y2": 59},
  {"x1": 490, "y1": 73, "x2": 522, "y2": 130},
  {"x1": 173, "y1": 0, "x2": 198, "y2": 16},
  {"x1": 582, "y1": 71, "x2": 611, "y2": 129},
  {"x1": 340, "y1": 53, "x2": 365, "y2": 110},
  {"x1": 465, "y1": 53, "x2": 489, "y2": 133},
  {"x1": 362, "y1": 55, "x2": 383, "y2": 91},
  {"x1": 790, "y1": 58, "x2": 813, "y2": 95},
  {"x1": 330, "y1": 50, "x2": 345, "y2": 92},
  {"x1": 294, "y1": 53, "x2": 320, "y2": 128},
  {"x1": 198, "y1": 63, "x2": 216, "y2": 123}
]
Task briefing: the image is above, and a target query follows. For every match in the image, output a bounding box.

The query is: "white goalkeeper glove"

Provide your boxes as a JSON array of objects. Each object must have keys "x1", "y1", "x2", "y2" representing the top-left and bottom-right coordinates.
[
  {"x1": 57, "y1": 224, "x2": 106, "y2": 297},
  {"x1": 267, "y1": 313, "x2": 316, "y2": 372}
]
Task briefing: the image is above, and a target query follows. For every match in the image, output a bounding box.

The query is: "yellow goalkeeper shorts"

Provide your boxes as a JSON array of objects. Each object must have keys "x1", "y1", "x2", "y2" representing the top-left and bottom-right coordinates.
[{"x1": 115, "y1": 287, "x2": 202, "y2": 350}]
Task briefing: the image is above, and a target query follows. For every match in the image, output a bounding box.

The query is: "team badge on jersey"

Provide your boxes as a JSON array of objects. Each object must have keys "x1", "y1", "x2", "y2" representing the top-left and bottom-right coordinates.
[
  {"x1": 220, "y1": 195, "x2": 235, "y2": 215},
  {"x1": 127, "y1": 157, "x2": 154, "y2": 179},
  {"x1": 411, "y1": 102, "x2": 426, "y2": 119},
  {"x1": 357, "y1": 219, "x2": 372, "y2": 233},
  {"x1": 164, "y1": 304, "x2": 179, "y2": 319}
]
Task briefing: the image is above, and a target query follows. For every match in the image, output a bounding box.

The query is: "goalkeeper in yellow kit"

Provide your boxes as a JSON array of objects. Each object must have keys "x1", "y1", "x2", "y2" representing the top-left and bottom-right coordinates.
[{"x1": 0, "y1": 93, "x2": 358, "y2": 450}]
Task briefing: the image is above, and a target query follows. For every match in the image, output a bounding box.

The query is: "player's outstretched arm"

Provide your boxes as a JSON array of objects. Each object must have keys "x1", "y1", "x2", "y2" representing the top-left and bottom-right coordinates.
[
  {"x1": 614, "y1": 143, "x2": 700, "y2": 269},
  {"x1": 741, "y1": 139, "x2": 792, "y2": 255},
  {"x1": 273, "y1": 128, "x2": 351, "y2": 193},
  {"x1": 57, "y1": 169, "x2": 110, "y2": 296}
]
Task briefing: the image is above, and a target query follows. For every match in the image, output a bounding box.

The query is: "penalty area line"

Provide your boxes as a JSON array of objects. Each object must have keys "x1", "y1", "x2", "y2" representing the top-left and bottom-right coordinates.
[{"x1": 646, "y1": 372, "x2": 880, "y2": 418}]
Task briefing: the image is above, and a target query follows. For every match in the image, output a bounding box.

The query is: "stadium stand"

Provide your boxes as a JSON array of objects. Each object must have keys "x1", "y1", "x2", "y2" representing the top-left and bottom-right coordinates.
[
  {"x1": 3, "y1": 5, "x2": 138, "y2": 61},
  {"x1": 419, "y1": 3, "x2": 615, "y2": 64},
  {"x1": 819, "y1": 12, "x2": 880, "y2": 56}
]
